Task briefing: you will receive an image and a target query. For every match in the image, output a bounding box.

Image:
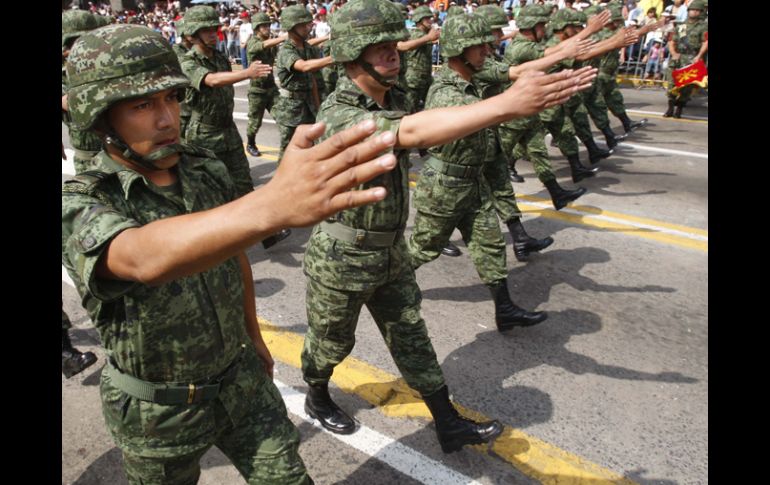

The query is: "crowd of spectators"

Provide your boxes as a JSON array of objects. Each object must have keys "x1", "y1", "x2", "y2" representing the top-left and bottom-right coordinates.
[{"x1": 65, "y1": 0, "x2": 703, "y2": 81}]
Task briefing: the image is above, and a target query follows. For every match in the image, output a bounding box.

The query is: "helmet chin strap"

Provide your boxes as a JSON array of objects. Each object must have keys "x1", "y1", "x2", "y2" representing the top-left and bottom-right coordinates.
[
  {"x1": 357, "y1": 59, "x2": 399, "y2": 88},
  {"x1": 104, "y1": 132, "x2": 185, "y2": 171}
]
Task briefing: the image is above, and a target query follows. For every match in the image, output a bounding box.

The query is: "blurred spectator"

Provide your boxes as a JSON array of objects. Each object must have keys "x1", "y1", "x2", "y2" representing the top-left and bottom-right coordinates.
[
  {"x1": 239, "y1": 11, "x2": 253, "y2": 68},
  {"x1": 642, "y1": 38, "x2": 664, "y2": 80}
]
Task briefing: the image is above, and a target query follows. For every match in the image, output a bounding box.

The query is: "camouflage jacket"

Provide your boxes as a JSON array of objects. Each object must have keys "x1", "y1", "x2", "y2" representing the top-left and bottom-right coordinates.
[
  {"x1": 180, "y1": 47, "x2": 235, "y2": 127},
  {"x1": 596, "y1": 28, "x2": 620, "y2": 80},
  {"x1": 402, "y1": 29, "x2": 434, "y2": 89},
  {"x1": 472, "y1": 55, "x2": 510, "y2": 99},
  {"x1": 61, "y1": 150, "x2": 249, "y2": 383},
  {"x1": 62, "y1": 64, "x2": 103, "y2": 153},
  {"x1": 172, "y1": 44, "x2": 191, "y2": 118},
  {"x1": 246, "y1": 36, "x2": 278, "y2": 94},
  {"x1": 501, "y1": 35, "x2": 542, "y2": 130},
  {"x1": 672, "y1": 19, "x2": 707, "y2": 63},
  {"x1": 425, "y1": 67, "x2": 490, "y2": 166},
  {"x1": 272, "y1": 40, "x2": 319, "y2": 126},
  {"x1": 302, "y1": 74, "x2": 412, "y2": 291}
]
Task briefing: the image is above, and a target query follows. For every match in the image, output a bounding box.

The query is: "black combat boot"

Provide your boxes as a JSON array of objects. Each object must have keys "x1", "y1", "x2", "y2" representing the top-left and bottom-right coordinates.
[
  {"x1": 509, "y1": 160, "x2": 524, "y2": 183},
  {"x1": 506, "y1": 217, "x2": 554, "y2": 262},
  {"x1": 673, "y1": 103, "x2": 684, "y2": 119},
  {"x1": 663, "y1": 99, "x2": 676, "y2": 117},
  {"x1": 544, "y1": 178, "x2": 586, "y2": 210},
  {"x1": 583, "y1": 138, "x2": 612, "y2": 165},
  {"x1": 62, "y1": 329, "x2": 97, "y2": 379},
  {"x1": 246, "y1": 135, "x2": 261, "y2": 157},
  {"x1": 488, "y1": 279, "x2": 547, "y2": 331},
  {"x1": 304, "y1": 382, "x2": 356, "y2": 434},
  {"x1": 567, "y1": 154, "x2": 598, "y2": 183},
  {"x1": 618, "y1": 113, "x2": 648, "y2": 134},
  {"x1": 441, "y1": 241, "x2": 462, "y2": 257},
  {"x1": 600, "y1": 126, "x2": 625, "y2": 150},
  {"x1": 262, "y1": 229, "x2": 292, "y2": 249},
  {"x1": 421, "y1": 385, "x2": 503, "y2": 453}
]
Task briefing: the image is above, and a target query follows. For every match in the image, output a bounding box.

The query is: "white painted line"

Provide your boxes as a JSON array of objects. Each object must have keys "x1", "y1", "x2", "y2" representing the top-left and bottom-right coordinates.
[
  {"x1": 521, "y1": 200, "x2": 708, "y2": 242},
  {"x1": 62, "y1": 266, "x2": 75, "y2": 288},
  {"x1": 627, "y1": 109, "x2": 708, "y2": 121},
  {"x1": 615, "y1": 142, "x2": 708, "y2": 159},
  {"x1": 275, "y1": 380, "x2": 484, "y2": 485},
  {"x1": 233, "y1": 111, "x2": 275, "y2": 123},
  {"x1": 234, "y1": 80, "x2": 250, "y2": 87},
  {"x1": 234, "y1": 97, "x2": 248, "y2": 102},
  {"x1": 63, "y1": 149, "x2": 75, "y2": 175}
]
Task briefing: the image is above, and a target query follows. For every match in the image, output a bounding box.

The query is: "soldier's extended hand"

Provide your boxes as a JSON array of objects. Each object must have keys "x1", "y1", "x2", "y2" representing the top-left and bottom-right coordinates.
[
  {"x1": 586, "y1": 10, "x2": 612, "y2": 34},
  {"x1": 245, "y1": 60, "x2": 272, "y2": 79},
  {"x1": 264, "y1": 120, "x2": 397, "y2": 227},
  {"x1": 563, "y1": 37, "x2": 597, "y2": 59},
  {"x1": 623, "y1": 27, "x2": 641, "y2": 47},
  {"x1": 506, "y1": 67, "x2": 598, "y2": 114},
  {"x1": 426, "y1": 26, "x2": 440, "y2": 43}
]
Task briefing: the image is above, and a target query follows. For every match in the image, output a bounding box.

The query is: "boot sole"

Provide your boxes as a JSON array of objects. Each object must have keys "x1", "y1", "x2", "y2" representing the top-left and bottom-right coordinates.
[
  {"x1": 498, "y1": 311, "x2": 548, "y2": 331},
  {"x1": 62, "y1": 354, "x2": 97, "y2": 379},
  {"x1": 304, "y1": 401, "x2": 357, "y2": 435},
  {"x1": 514, "y1": 237, "x2": 555, "y2": 262},
  {"x1": 439, "y1": 423, "x2": 504, "y2": 453}
]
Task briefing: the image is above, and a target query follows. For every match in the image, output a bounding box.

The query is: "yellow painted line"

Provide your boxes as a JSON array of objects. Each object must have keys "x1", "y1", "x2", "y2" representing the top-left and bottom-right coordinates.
[{"x1": 260, "y1": 319, "x2": 638, "y2": 484}]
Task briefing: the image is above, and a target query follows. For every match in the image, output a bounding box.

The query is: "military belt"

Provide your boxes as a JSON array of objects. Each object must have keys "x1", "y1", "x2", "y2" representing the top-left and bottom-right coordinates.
[
  {"x1": 190, "y1": 111, "x2": 230, "y2": 127},
  {"x1": 320, "y1": 221, "x2": 399, "y2": 248},
  {"x1": 72, "y1": 148, "x2": 99, "y2": 161},
  {"x1": 278, "y1": 88, "x2": 309, "y2": 100},
  {"x1": 105, "y1": 344, "x2": 246, "y2": 405},
  {"x1": 425, "y1": 156, "x2": 483, "y2": 179}
]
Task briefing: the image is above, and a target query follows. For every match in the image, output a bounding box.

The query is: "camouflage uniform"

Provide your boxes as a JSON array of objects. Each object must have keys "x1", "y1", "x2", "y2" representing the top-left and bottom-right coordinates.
[
  {"x1": 401, "y1": 6, "x2": 435, "y2": 113},
  {"x1": 246, "y1": 14, "x2": 279, "y2": 146},
  {"x1": 62, "y1": 25, "x2": 311, "y2": 485},
  {"x1": 273, "y1": 6, "x2": 320, "y2": 161},
  {"x1": 666, "y1": 0, "x2": 708, "y2": 110},
  {"x1": 62, "y1": 10, "x2": 104, "y2": 174},
  {"x1": 172, "y1": 19, "x2": 191, "y2": 138},
  {"x1": 580, "y1": 6, "x2": 615, "y2": 133},
  {"x1": 181, "y1": 7, "x2": 254, "y2": 198},
  {"x1": 408, "y1": 67, "x2": 508, "y2": 284},
  {"x1": 301, "y1": 74, "x2": 445, "y2": 395},
  {"x1": 541, "y1": 34, "x2": 580, "y2": 158}
]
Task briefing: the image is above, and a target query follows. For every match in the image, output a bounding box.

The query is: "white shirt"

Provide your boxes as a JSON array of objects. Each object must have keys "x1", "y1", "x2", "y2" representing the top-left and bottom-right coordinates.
[
  {"x1": 315, "y1": 20, "x2": 330, "y2": 38},
  {"x1": 239, "y1": 22, "x2": 253, "y2": 45}
]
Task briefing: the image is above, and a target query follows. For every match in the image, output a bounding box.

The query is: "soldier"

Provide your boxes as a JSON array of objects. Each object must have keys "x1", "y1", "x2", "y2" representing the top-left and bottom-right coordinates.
[
  {"x1": 499, "y1": 4, "x2": 591, "y2": 209},
  {"x1": 664, "y1": 0, "x2": 708, "y2": 118},
  {"x1": 62, "y1": 23, "x2": 400, "y2": 484},
  {"x1": 179, "y1": 5, "x2": 270, "y2": 199},
  {"x1": 180, "y1": 6, "x2": 291, "y2": 249},
  {"x1": 273, "y1": 5, "x2": 334, "y2": 161},
  {"x1": 398, "y1": 5, "x2": 440, "y2": 114},
  {"x1": 408, "y1": 12, "x2": 551, "y2": 331},
  {"x1": 62, "y1": 302, "x2": 97, "y2": 378},
  {"x1": 171, "y1": 18, "x2": 192, "y2": 138},
  {"x1": 62, "y1": 9, "x2": 106, "y2": 175},
  {"x1": 245, "y1": 12, "x2": 287, "y2": 157},
  {"x1": 299, "y1": 0, "x2": 595, "y2": 452},
  {"x1": 595, "y1": 4, "x2": 649, "y2": 135}
]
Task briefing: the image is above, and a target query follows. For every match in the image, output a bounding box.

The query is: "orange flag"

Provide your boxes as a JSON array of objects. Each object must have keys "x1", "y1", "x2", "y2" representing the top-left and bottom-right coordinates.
[{"x1": 672, "y1": 59, "x2": 708, "y2": 91}]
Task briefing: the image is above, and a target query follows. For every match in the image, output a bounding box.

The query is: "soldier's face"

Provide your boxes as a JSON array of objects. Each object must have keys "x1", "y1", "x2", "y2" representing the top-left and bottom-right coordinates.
[
  {"x1": 564, "y1": 25, "x2": 578, "y2": 37},
  {"x1": 534, "y1": 23, "x2": 546, "y2": 40},
  {"x1": 688, "y1": 9, "x2": 701, "y2": 19},
  {"x1": 196, "y1": 26, "x2": 219, "y2": 48},
  {"x1": 258, "y1": 24, "x2": 271, "y2": 38},
  {"x1": 419, "y1": 17, "x2": 434, "y2": 30},
  {"x1": 293, "y1": 21, "x2": 313, "y2": 39},
  {"x1": 491, "y1": 28, "x2": 503, "y2": 46},
  {"x1": 361, "y1": 41, "x2": 400, "y2": 78},
  {"x1": 463, "y1": 43, "x2": 490, "y2": 70},
  {"x1": 106, "y1": 88, "x2": 182, "y2": 168}
]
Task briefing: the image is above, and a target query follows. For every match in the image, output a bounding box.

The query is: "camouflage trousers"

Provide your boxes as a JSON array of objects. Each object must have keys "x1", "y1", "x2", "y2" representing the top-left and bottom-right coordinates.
[
  {"x1": 564, "y1": 93, "x2": 596, "y2": 146},
  {"x1": 581, "y1": 81, "x2": 611, "y2": 131},
  {"x1": 247, "y1": 90, "x2": 278, "y2": 139},
  {"x1": 484, "y1": 155, "x2": 522, "y2": 224},
  {"x1": 408, "y1": 164, "x2": 508, "y2": 285},
  {"x1": 185, "y1": 121, "x2": 253, "y2": 198},
  {"x1": 277, "y1": 124, "x2": 297, "y2": 164},
  {"x1": 301, "y1": 269, "x2": 446, "y2": 396},
  {"x1": 62, "y1": 307, "x2": 71, "y2": 331},
  {"x1": 499, "y1": 118, "x2": 556, "y2": 184},
  {"x1": 405, "y1": 84, "x2": 430, "y2": 114},
  {"x1": 597, "y1": 75, "x2": 628, "y2": 119},
  {"x1": 540, "y1": 104, "x2": 579, "y2": 158},
  {"x1": 217, "y1": 147, "x2": 254, "y2": 199},
  {"x1": 101, "y1": 345, "x2": 312, "y2": 485}
]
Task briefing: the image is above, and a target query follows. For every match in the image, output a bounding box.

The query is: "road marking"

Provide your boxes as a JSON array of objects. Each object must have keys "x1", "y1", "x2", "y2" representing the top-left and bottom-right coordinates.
[
  {"x1": 275, "y1": 380, "x2": 484, "y2": 485},
  {"x1": 613, "y1": 143, "x2": 708, "y2": 159},
  {"x1": 233, "y1": 111, "x2": 276, "y2": 123},
  {"x1": 627, "y1": 109, "x2": 708, "y2": 122},
  {"x1": 61, "y1": 273, "x2": 637, "y2": 484}
]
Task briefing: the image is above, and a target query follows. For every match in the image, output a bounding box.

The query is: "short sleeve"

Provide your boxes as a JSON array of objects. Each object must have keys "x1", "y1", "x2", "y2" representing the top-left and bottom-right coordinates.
[{"x1": 180, "y1": 53, "x2": 213, "y2": 91}]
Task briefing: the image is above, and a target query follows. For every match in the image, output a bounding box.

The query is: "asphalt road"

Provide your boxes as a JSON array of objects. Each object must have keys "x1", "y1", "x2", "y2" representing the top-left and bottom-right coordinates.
[{"x1": 62, "y1": 81, "x2": 707, "y2": 485}]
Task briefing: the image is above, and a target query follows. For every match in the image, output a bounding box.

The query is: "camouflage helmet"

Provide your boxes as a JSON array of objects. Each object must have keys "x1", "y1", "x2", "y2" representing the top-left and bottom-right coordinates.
[
  {"x1": 281, "y1": 5, "x2": 313, "y2": 32},
  {"x1": 440, "y1": 13, "x2": 494, "y2": 58},
  {"x1": 62, "y1": 10, "x2": 102, "y2": 48},
  {"x1": 174, "y1": 18, "x2": 186, "y2": 38},
  {"x1": 66, "y1": 24, "x2": 190, "y2": 132},
  {"x1": 574, "y1": 10, "x2": 588, "y2": 25},
  {"x1": 608, "y1": 5, "x2": 624, "y2": 23},
  {"x1": 411, "y1": 5, "x2": 433, "y2": 24},
  {"x1": 475, "y1": 5, "x2": 509, "y2": 30},
  {"x1": 550, "y1": 7, "x2": 581, "y2": 31},
  {"x1": 395, "y1": 2, "x2": 409, "y2": 19},
  {"x1": 516, "y1": 4, "x2": 550, "y2": 30},
  {"x1": 688, "y1": 0, "x2": 707, "y2": 11},
  {"x1": 251, "y1": 12, "x2": 272, "y2": 29},
  {"x1": 183, "y1": 5, "x2": 220, "y2": 36},
  {"x1": 582, "y1": 5, "x2": 606, "y2": 17},
  {"x1": 329, "y1": 0, "x2": 409, "y2": 63},
  {"x1": 96, "y1": 15, "x2": 113, "y2": 27},
  {"x1": 447, "y1": 6, "x2": 465, "y2": 18}
]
